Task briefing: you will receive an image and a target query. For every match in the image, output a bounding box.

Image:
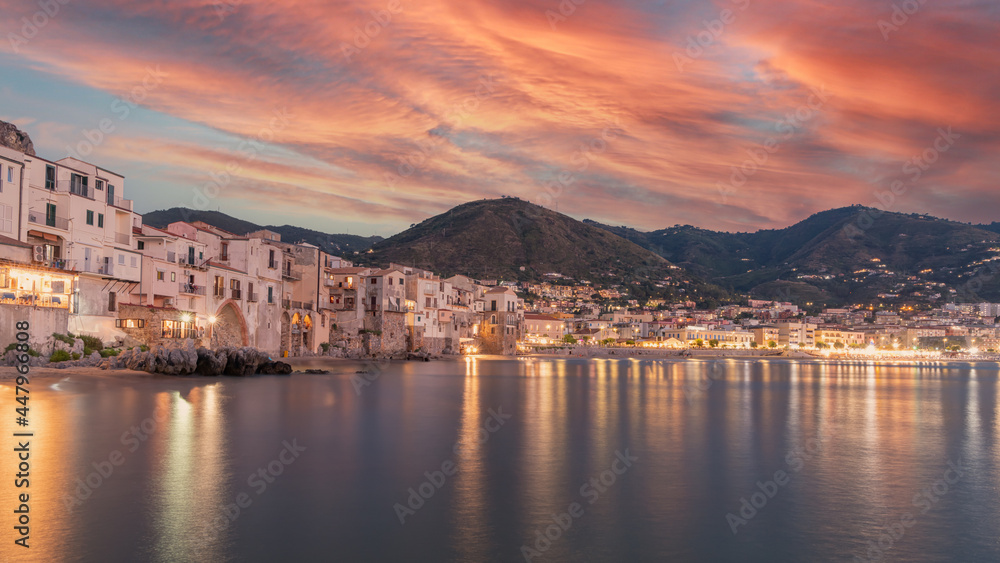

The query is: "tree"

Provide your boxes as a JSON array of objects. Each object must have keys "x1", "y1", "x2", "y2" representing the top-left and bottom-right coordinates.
[
  {"x1": 562, "y1": 334, "x2": 577, "y2": 345},
  {"x1": 768, "y1": 341, "x2": 778, "y2": 349},
  {"x1": 694, "y1": 339, "x2": 704, "y2": 348},
  {"x1": 708, "y1": 339, "x2": 719, "y2": 348},
  {"x1": 750, "y1": 341, "x2": 758, "y2": 349},
  {"x1": 625, "y1": 340, "x2": 636, "y2": 346},
  {"x1": 834, "y1": 342, "x2": 845, "y2": 350},
  {"x1": 816, "y1": 342, "x2": 829, "y2": 350}
]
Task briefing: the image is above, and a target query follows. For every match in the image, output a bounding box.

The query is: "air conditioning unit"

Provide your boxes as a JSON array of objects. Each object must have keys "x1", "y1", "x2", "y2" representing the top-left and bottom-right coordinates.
[{"x1": 33, "y1": 245, "x2": 45, "y2": 263}]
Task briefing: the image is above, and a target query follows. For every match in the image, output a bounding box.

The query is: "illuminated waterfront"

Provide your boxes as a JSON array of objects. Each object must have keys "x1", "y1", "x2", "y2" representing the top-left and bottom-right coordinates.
[{"x1": 3, "y1": 357, "x2": 999, "y2": 562}]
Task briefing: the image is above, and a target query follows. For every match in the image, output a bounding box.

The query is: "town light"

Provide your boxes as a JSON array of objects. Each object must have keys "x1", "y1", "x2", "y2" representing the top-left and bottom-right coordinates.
[{"x1": 209, "y1": 315, "x2": 217, "y2": 324}]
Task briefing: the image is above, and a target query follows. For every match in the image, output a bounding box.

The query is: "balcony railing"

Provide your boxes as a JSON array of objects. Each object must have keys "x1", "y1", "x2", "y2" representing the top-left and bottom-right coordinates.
[
  {"x1": 247, "y1": 292, "x2": 258, "y2": 303},
  {"x1": 98, "y1": 264, "x2": 114, "y2": 276},
  {"x1": 268, "y1": 260, "x2": 278, "y2": 269},
  {"x1": 231, "y1": 288, "x2": 242, "y2": 300},
  {"x1": 27, "y1": 210, "x2": 69, "y2": 231},
  {"x1": 282, "y1": 270, "x2": 301, "y2": 281},
  {"x1": 213, "y1": 287, "x2": 226, "y2": 298},
  {"x1": 282, "y1": 299, "x2": 291, "y2": 309},
  {"x1": 55, "y1": 180, "x2": 96, "y2": 200},
  {"x1": 115, "y1": 232, "x2": 130, "y2": 245},
  {"x1": 109, "y1": 196, "x2": 133, "y2": 211},
  {"x1": 179, "y1": 283, "x2": 205, "y2": 295}
]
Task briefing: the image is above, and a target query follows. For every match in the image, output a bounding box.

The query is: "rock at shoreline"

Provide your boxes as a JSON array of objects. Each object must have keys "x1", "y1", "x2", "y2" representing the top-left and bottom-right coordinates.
[
  {"x1": 195, "y1": 347, "x2": 228, "y2": 376},
  {"x1": 259, "y1": 361, "x2": 293, "y2": 375},
  {"x1": 103, "y1": 340, "x2": 290, "y2": 377}
]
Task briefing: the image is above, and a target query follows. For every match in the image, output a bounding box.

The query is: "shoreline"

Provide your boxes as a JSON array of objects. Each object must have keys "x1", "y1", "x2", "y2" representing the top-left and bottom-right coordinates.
[{"x1": 4, "y1": 352, "x2": 998, "y2": 381}]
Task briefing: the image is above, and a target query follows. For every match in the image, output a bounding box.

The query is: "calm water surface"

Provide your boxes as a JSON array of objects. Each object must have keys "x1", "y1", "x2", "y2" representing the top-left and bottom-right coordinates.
[{"x1": 3, "y1": 357, "x2": 1000, "y2": 562}]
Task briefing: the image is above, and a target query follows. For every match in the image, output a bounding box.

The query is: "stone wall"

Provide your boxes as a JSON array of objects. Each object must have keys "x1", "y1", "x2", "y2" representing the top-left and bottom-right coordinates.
[
  {"x1": 0, "y1": 305, "x2": 69, "y2": 349},
  {"x1": 117, "y1": 303, "x2": 208, "y2": 349},
  {"x1": 362, "y1": 311, "x2": 407, "y2": 357},
  {"x1": 478, "y1": 313, "x2": 520, "y2": 355}
]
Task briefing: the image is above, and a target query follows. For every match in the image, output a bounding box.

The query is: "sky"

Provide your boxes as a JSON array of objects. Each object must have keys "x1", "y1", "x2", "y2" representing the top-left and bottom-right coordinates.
[{"x1": 0, "y1": 0, "x2": 997, "y2": 237}]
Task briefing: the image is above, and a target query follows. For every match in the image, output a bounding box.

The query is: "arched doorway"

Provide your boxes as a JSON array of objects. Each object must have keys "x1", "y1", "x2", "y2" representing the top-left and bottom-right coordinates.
[
  {"x1": 213, "y1": 301, "x2": 249, "y2": 347},
  {"x1": 301, "y1": 314, "x2": 313, "y2": 354},
  {"x1": 280, "y1": 312, "x2": 292, "y2": 354}
]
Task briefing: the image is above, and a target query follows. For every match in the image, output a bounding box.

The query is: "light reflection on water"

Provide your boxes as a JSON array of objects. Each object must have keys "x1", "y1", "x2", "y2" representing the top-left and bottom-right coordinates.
[{"x1": 1, "y1": 358, "x2": 999, "y2": 562}]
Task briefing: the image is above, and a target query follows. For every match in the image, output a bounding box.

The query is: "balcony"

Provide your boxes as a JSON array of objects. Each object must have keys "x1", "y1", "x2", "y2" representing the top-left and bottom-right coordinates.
[
  {"x1": 115, "y1": 232, "x2": 130, "y2": 245},
  {"x1": 108, "y1": 196, "x2": 134, "y2": 211},
  {"x1": 179, "y1": 283, "x2": 206, "y2": 295},
  {"x1": 27, "y1": 209, "x2": 69, "y2": 231},
  {"x1": 247, "y1": 292, "x2": 258, "y2": 303},
  {"x1": 98, "y1": 265, "x2": 114, "y2": 277},
  {"x1": 55, "y1": 180, "x2": 96, "y2": 200},
  {"x1": 213, "y1": 287, "x2": 226, "y2": 298},
  {"x1": 268, "y1": 260, "x2": 278, "y2": 269},
  {"x1": 282, "y1": 269, "x2": 301, "y2": 281},
  {"x1": 231, "y1": 288, "x2": 242, "y2": 300}
]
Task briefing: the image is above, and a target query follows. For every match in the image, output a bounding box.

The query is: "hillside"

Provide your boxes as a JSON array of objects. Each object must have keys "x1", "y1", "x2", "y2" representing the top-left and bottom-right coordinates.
[
  {"x1": 357, "y1": 198, "x2": 731, "y2": 304},
  {"x1": 590, "y1": 206, "x2": 1000, "y2": 305},
  {"x1": 141, "y1": 208, "x2": 382, "y2": 255}
]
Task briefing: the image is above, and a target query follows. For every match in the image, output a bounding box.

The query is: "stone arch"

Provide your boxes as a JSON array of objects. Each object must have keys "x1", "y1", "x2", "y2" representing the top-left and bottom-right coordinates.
[
  {"x1": 302, "y1": 314, "x2": 314, "y2": 353},
  {"x1": 214, "y1": 300, "x2": 249, "y2": 347},
  {"x1": 280, "y1": 312, "x2": 292, "y2": 355}
]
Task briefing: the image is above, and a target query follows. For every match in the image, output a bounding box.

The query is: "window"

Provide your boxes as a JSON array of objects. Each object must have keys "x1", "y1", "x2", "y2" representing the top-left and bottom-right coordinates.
[
  {"x1": 131, "y1": 257, "x2": 137, "y2": 267},
  {"x1": 156, "y1": 270, "x2": 164, "y2": 281},
  {"x1": 70, "y1": 173, "x2": 89, "y2": 197},
  {"x1": 268, "y1": 249, "x2": 276, "y2": 268},
  {"x1": 267, "y1": 286, "x2": 274, "y2": 304},
  {"x1": 45, "y1": 203, "x2": 56, "y2": 227},
  {"x1": 388, "y1": 277, "x2": 393, "y2": 285},
  {"x1": 86, "y1": 210, "x2": 94, "y2": 225},
  {"x1": 0, "y1": 204, "x2": 12, "y2": 233},
  {"x1": 118, "y1": 254, "x2": 125, "y2": 265},
  {"x1": 97, "y1": 213, "x2": 104, "y2": 228},
  {"x1": 491, "y1": 300, "x2": 497, "y2": 311},
  {"x1": 45, "y1": 166, "x2": 55, "y2": 190},
  {"x1": 171, "y1": 272, "x2": 176, "y2": 282},
  {"x1": 108, "y1": 292, "x2": 116, "y2": 312},
  {"x1": 161, "y1": 320, "x2": 195, "y2": 339},
  {"x1": 95, "y1": 179, "x2": 104, "y2": 191},
  {"x1": 220, "y1": 242, "x2": 229, "y2": 260},
  {"x1": 138, "y1": 241, "x2": 145, "y2": 250},
  {"x1": 115, "y1": 319, "x2": 146, "y2": 329},
  {"x1": 214, "y1": 276, "x2": 225, "y2": 297},
  {"x1": 370, "y1": 278, "x2": 377, "y2": 284},
  {"x1": 6, "y1": 167, "x2": 11, "y2": 183}
]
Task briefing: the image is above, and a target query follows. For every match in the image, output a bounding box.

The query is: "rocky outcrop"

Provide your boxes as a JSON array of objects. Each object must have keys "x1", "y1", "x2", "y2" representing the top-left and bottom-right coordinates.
[
  {"x1": 0, "y1": 121, "x2": 35, "y2": 155},
  {"x1": 258, "y1": 361, "x2": 293, "y2": 375},
  {"x1": 105, "y1": 340, "x2": 289, "y2": 376}
]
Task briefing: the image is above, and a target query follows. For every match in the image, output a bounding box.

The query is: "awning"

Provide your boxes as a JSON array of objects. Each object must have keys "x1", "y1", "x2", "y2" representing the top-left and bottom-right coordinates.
[{"x1": 27, "y1": 230, "x2": 59, "y2": 241}]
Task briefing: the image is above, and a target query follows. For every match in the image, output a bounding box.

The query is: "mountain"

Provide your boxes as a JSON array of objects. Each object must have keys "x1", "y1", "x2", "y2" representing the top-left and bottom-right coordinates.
[
  {"x1": 358, "y1": 198, "x2": 731, "y2": 304},
  {"x1": 980, "y1": 223, "x2": 1000, "y2": 235},
  {"x1": 141, "y1": 207, "x2": 383, "y2": 255},
  {"x1": 589, "y1": 206, "x2": 1000, "y2": 305},
  {"x1": 0, "y1": 121, "x2": 35, "y2": 155}
]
